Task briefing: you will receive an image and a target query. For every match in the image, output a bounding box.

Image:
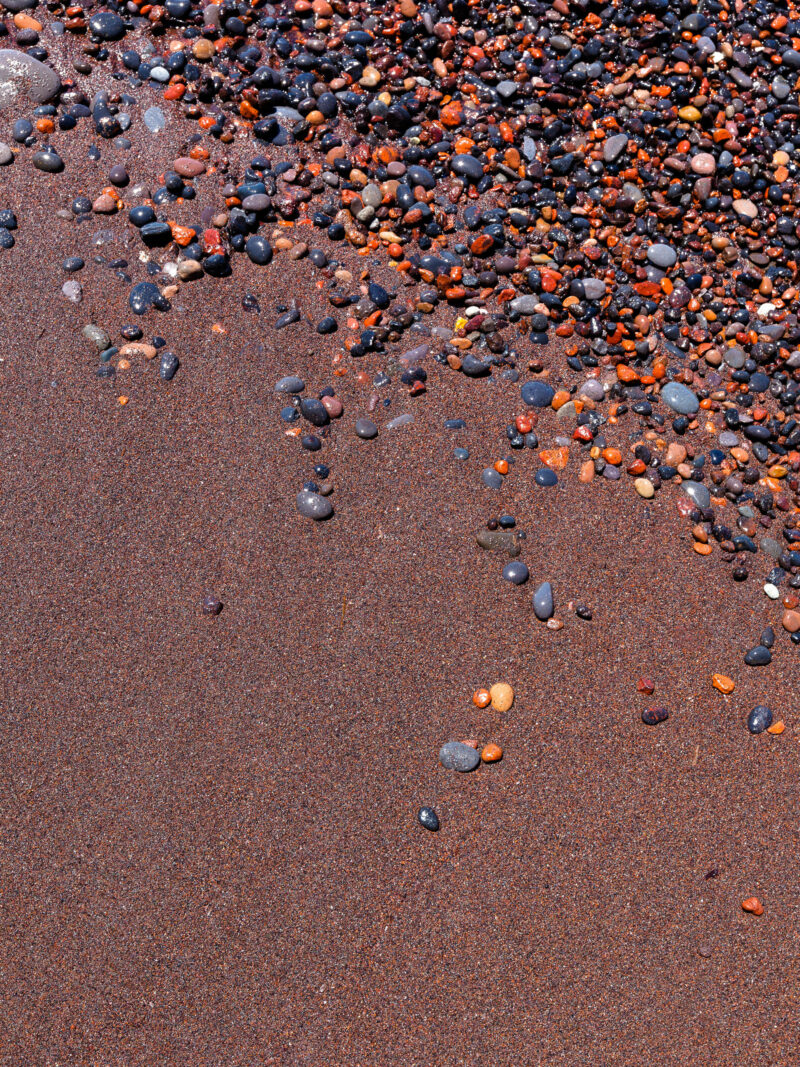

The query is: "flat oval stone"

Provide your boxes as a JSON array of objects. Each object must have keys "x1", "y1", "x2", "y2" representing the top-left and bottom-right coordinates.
[
  {"x1": 682, "y1": 481, "x2": 710, "y2": 509},
  {"x1": 32, "y1": 147, "x2": 63, "y2": 172},
  {"x1": 647, "y1": 243, "x2": 677, "y2": 269},
  {"x1": 88, "y1": 10, "x2": 125, "y2": 38},
  {"x1": 439, "y1": 741, "x2": 480, "y2": 772},
  {"x1": 0, "y1": 49, "x2": 60, "y2": 109},
  {"x1": 450, "y1": 154, "x2": 483, "y2": 182},
  {"x1": 354, "y1": 417, "x2": 378, "y2": 439},
  {"x1": 300, "y1": 397, "x2": 329, "y2": 426},
  {"x1": 521, "y1": 380, "x2": 555, "y2": 407},
  {"x1": 502, "y1": 561, "x2": 529, "y2": 585},
  {"x1": 159, "y1": 352, "x2": 179, "y2": 381},
  {"x1": 535, "y1": 468, "x2": 558, "y2": 487},
  {"x1": 747, "y1": 705, "x2": 773, "y2": 734},
  {"x1": 296, "y1": 490, "x2": 332, "y2": 520},
  {"x1": 533, "y1": 581, "x2": 554, "y2": 620},
  {"x1": 578, "y1": 379, "x2": 604, "y2": 401},
  {"x1": 417, "y1": 807, "x2": 439, "y2": 831},
  {"x1": 173, "y1": 156, "x2": 205, "y2": 178},
  {"x1": 482, "y1": 468, "x2": 502, "y2": 489},
  {"x1": 275, "y1": 375, "x2": 304, "y2": 393},
  {"x1": 603, "y1": 133, "x2": 628, "y2": 162},
  {"x1": 661, "y1": 381, "x2": 699, "y2": 414},
  {"x1": 690, "y1": 152, "x2": 716, "y2": 175},
  {"x1": 744, "y1": 645, "x2": 772, "y2": 666}
]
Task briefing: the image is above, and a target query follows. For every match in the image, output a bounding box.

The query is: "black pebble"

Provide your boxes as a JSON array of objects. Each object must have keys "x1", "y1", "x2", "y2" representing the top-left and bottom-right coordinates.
[
  {"x1": 641, "y1": 707, "x2": 669, "y2": 726},
  {"x1": 417, "y1": 807, "x2": 439, "y2": 831}
]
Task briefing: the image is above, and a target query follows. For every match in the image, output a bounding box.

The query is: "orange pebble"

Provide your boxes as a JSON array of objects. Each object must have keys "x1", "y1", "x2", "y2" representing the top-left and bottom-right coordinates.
[
  {"x1": 118, "y1": 396, "x2": 129, "y2": 406},
  {"x1": 712, "y1": 673, "x2": 735, "y2": 694},
  {"x1": 767, "y1": 721, "x2": 785, "y2": 735},
  {"x1": 693, "y1": 542, "x2": 713, "y2": 555},
  {"x1": 472, "y1": 688, "x2": 491, "y2": 709},
  {"x1": 481, "y1": 743, "x2": 503, "y2": 763},
  {"x1": 741, "y1": 897, "x2": 764, "y2": 915},
  {"x1": 494, "y1": 459, "x2": 509, "y2": 475},
  {"x1": 601, "y1": 447, "x2": 622, "y2": 465}
]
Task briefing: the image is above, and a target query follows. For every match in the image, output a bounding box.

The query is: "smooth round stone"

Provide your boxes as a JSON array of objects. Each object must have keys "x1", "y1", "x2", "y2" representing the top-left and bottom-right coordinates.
[
  {"x1": 201, "y1": 593, "x2": 222, "y2": 615},
  {"x1": 173, "y1": 156, "x2": 205, "y2": 178},
  {"x1": 245, "y1": 234, "x2": 272, "y2": 264},
  {"x1": 417, "y1": 807, "x2": 439, "y2": 831},
  {"x1": 482, "y1": 468, "x2": 502, "y2": 489},
  {"x1": 242, "y1": 193, "x2": 271, "y2": 212},
  {"x1": 143, "y1": 106, "x2": 166, "y2": 132},
  {"x1": 32, "y1": 148, "x2": 63, "y2": 172},
  {"x1": 744, "y1": 645, "x2": 772, "y2": 666},
  {"x1": 0, "y1": 50, "x2": 61, "y2": 109},
  {"x1": 320, "y1": 395, "x2": 343, "y2": 418},
  {"x1": 460, "y1": 353, "x2": 490, "y2": 376},
  {"x1": 634, "y1": 478, "x2": 655, "y2": 499},
  {"x1": 582, "y1": 278, "x2": 607, "y2": 301},
  {"x1": 642, "y1": 707, "x2": 669, "y2": 726},
  {"x1": 723, "y1": 347, "x2": 746, "y2": 369},
  {"x1": 88, "y1": 10, "x2": 125, "y2": 38},
  {"x1": 661, "y1": 381, "x2": 699, "y2": 414},
  {"x1": 719, "y1": 430, "x2": 739, "y2": 447},
  {"x1": 647, "y1": 244, "x2": 677, "y2": 269},
  {"x1": 578, "y1": 379, "x2": 604, "y2": 401},
  {"x1": 764, "y1": 584, "x2": 780, "y2": 600},
  {"x1": 454, "y1": 447, "x2": 469, "y2": 460},
  {"x1": 354, "y1": 417, "x2": 378, "y2": 439},
  {"x1": 521, "y1": 380, "x2": 555, "y2": 407},
  {"x1": 62, "y1": 280, "x2": 82, "y2": 302},
  {"x1": 509, "y1": 295, "x2": 537, "y2": 315},
  {"x1": 439, "y1": 742, "x2": 480, "y2": 772},
  {"x1": 747, "y1": 705, "x2": 773, "y2": 734},
  {"x1": 296, "y1": 490, "x2": 333, "y2": 520},
  {"x1": 502, "y1": 561, "x2": 529, "y2": 585},
  {"x1": 450, "y1": 154, "x2": 483, "y2": 182},
  {"x1": 733, "y1": 199, "x2": 757, "y2": 220},
  {"x1": 535, "y1": 469, "x2": 558, "y2": 487},
  {"x1": 682, "y1": 481, "x2": 710, "y2": 509},
  {"x1": 691, "y1": 152, "x2": 716, "y2": 175},
  {"x1": 0, "y1": 0, "x2": 37, "y2": 10},
  {"x1": 533, "y1": 581, "x2": 554, "y2": 620},
  {"x1": 275, "y1": 375, "x2": 304, "y2": 393},
  {"x1": 0, "y1": 143, "x2": 13, "y2": 164}
]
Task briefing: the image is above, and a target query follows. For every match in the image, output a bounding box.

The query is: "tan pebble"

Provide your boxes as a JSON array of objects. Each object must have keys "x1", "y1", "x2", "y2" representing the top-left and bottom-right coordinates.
[
  {"x1": 489, "y1": 683, "x2": 514, "y2": 712},
  {"x1": 119, "y1": 343, "x2": 157, "y2": 360},
  {"x1": 546, "y1": 618, "x2": 563, "y2": 630},
  {"x1": 634, "y1": 478, "x2": 654, "y2": 499}
]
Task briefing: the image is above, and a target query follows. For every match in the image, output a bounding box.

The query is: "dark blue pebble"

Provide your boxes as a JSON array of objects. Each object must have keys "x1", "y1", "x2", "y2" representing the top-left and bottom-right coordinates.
[
  {"x1": 275, "y1": 309, "x2": 300, "y2": 329},
  {"x1": 0, "y1": 228, "x2": 14, "y2": 249},
  {"x1": 313, "y1": 464, "x2": 330, "y2": 478},
  {"x1": 417, "y1": 807, "x2": 439, "y2": 832},
  {"x1": 744, "y1": 645, "x2": 772, "y2": 666},
  {"x1": 159, "y1": 351, "x2": 179, "y2": 381},
  {"x1": 502, "y1": 561, "x2": 529, "y2": 585},
  {"x1": 63, "y1": 256, "x2": 84, "y2": 271},
  {"x1": 245, "y1": 234, "x2": 272, "y2": 265},
  {"x1": 129, "y1": 281, "x2": 169, "y2": 314},
  {"x1": 300, "y1": 397, "x2": 329, "y2": 427},
  {"x1": 535, "y1": 469, "x2": 558, "y2": 487},
  {"x1": 301, "y1": 434, "x2": 322, "y2": 451},
  {"x1": 444, "y1": 418, "x2": 466, "y2": 430},
  {"x1": 0, "y1": 210, "x2": 17, "y2": 230},
  {"x1": 747, "y1": 705, "x2": 773, "y2": 734},
  {"x1": 316, "y1": 317, "x2": 337, "y2": 334},
  {"x1": 280, "y1": 406, "x2": 299, "y2": 422},
  {"x1": 521, "y1": 380, "x2": 555, "y2": 407}
]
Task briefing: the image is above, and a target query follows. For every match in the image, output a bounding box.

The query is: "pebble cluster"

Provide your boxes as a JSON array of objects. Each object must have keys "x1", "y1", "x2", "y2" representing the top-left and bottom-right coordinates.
[{"x1": 2, "y1": 0, "x2": 797, "y2": 916}]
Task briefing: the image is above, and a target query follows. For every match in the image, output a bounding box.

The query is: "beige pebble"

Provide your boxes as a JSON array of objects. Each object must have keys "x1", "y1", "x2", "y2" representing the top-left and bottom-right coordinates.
[{"x1": 489, "y1": 683, "x2": 514, "y2": 712}]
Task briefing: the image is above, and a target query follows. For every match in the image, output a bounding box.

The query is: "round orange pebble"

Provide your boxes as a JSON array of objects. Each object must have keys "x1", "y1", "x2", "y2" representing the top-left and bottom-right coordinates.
[
  {"x1": 481, "y1": 743, "x2": 503, "y2": 763},
  {"x1": 472, "y1": 688, "x2": 491, "y2": 709},
  {"x1": 712, "y1": 673, "x2": 735, "y2": 694}
]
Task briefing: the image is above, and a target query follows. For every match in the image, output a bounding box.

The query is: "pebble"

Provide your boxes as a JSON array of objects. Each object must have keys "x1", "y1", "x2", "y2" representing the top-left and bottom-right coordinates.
[
  {"x1": 747, "y1": 705, "x2": 773, "y2": 734},
  {"x1": 439, "y1": 741, "x2": 480, "y2": 772},
  {"x1": 275, "y1": 376, "x2": 305, "y2": 394},
  {"x1": 641, "y1": 707, "x2": 669, "y2": 726},
  {"x1": 521, "y1": 381, "x2": 555, "y2": 408},
  {"x1": 646, "y1": 244, "x2": 677, "y2": 269},
  {"x1": 482, "y1": 468, "x2": 503, "y2": 489},
  {"x1": 481, "y1": 743, "x2": 503, "y2": 763},
  {"x1": 0, "y1": 49, "x2": 60, "y2": 108},
  {"x1": 533, "y1": 582, "x2": 554, "y2": 621},
  {"x1": 296, "y1": 490, "x2": 333, "y2": 520},
  {"x1": 502, "y1": 561, "x2": 529, "y2": 585},
  {"x1": 634, "y1": 479, "x2": 655, "y2": 499},
  {"x1": 489, "y1": 683, "x2": 514, "y2": 712},
  {"x1": 201, "y1": 594, "x2": 223, "y2": 616},
  {"x1": 417, "y1": 807, "x2": 439, "y2": 831},
  {"x1": 744, "y1": 646, "x2": 772, "y2": 666},
  {"x1": 143, "y1": 107, "x2": 166, "y2": 133},
  {"x1": 354, "y1": 417, "x2": 378, "y2": 439},
  {"x1": 660, "y1": 382, "x2": 699, "y2": 415},
  {"x1": 32, "y1": 148, "x2": 63, "y2": 173}
]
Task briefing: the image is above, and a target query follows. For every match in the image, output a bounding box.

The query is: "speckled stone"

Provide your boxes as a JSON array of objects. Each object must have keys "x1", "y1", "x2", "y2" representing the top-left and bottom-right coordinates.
[{"x1": 439, "y1": 742, "x2": 480, "y2": 772}]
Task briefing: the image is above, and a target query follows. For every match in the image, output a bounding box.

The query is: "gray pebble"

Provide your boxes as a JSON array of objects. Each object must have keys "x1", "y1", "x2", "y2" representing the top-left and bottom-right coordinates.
[
  {"x1": 533, "y1": 581, "x2": 554, "y2": 620},
  {"x1": 502, "y1": 561, "x2": 529, "y2": 585},
  {"x1": 274, "y1": 375, "x2": 304, "y2": 393},
  {"x1": 296, "y1": 490, "x2": 333, "y2": 520},
  {"x1": 482, "y1": 467, "x2": 503, "y2": 489},
  {"x1": 354, "y1": 417, "x2": 378, "y2": 440},
  {"x1": 682, "y1": 481, "x2": 711, "y2": 509},
  {"x1": 0, "y1": 142, "x2": 12, "y2": 165},
  {"x1": 143, "y1": 107, "x2": 166, "y2": 133},
  {"x1": 646, "y1": 244, "x2": 677, "y2": 269},
  {"x1": 32, "y1": 147, "x2": 63, "y2": 172},
  {"x1": 661, "y1": 382, "x2": 699, "y2": 414},
  {"x1": 0, "y1": 49, "x2": 60, "y2": 109},
  {"x1": 82, "y1": 324, "x2": 111, "y2": 350},
  {"x1": 439, "y1": 742, "x2": 480, "y2": 772}
]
